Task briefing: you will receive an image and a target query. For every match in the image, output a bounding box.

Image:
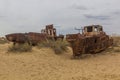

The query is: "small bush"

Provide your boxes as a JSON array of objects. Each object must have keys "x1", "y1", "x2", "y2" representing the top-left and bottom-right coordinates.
[
  {"x1": 37, "y1": 40, "x2": 69, "y2": 54},
  {"x1": 37, "y1": 40, "x2": 52, "y2": 48},
  {"x1": 113, "y1": 47, "x2": 120, "y2": 52},
  {"x1": 113, "y1": 36, "x2": 120, "y2": 47},
  {"x1": 0, "y1": 38, "x2": 8, "y2": 44},
  {"x1": 8, "y1": 43, "x2": 32, "y2": 53},
  {"x1": 52, "y1": 40, "x2": 69, "y2": 54}
]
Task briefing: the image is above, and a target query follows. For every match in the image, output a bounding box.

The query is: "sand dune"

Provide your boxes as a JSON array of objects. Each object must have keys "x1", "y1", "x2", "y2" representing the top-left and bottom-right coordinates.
[{"x1": 0, "y1": 43, "x2": 120, "y2": 80}]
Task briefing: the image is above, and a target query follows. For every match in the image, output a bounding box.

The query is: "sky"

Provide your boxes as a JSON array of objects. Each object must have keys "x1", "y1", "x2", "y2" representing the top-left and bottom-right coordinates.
[{"x1": 0, "y1": 0, "x2": 120, "y2": 36}]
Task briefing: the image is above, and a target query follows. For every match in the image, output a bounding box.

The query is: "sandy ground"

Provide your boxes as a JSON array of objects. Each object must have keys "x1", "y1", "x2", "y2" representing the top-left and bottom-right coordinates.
[{"x1": 0, "y1": 43, "x2": 120, "y2": 80}]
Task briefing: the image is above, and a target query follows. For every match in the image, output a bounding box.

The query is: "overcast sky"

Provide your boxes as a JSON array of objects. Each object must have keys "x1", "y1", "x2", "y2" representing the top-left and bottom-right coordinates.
[{"x1": 0, "y1": 0, "x2": 120, "y2": 36}]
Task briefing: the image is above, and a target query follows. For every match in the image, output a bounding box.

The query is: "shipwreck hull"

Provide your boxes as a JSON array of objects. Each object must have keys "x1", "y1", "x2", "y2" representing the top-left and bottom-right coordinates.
[{"x1": 66, "y1": 25, "x2": 113, "y2": 57}]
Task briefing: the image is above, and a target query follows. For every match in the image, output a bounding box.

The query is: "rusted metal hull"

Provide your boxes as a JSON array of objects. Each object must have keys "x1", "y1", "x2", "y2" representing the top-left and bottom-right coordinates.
[
  {"x1": 5, "y1": 32, "x2": 64, "y2": 45},
  {"x1": 5, "y1": 24, "x2": 64, "y2": 45},
  {"x1": 66, "y1": 33, "x2": 113, "y2": 57},
  {"x1": 5, "y1": 32, "x2": 47, "y2": 45},
  {"x1": 27, "y1": 32, "x2": 47, "y2": 45},
  {"x1": 5, "y1": 33, "x2": 27, "y2": 45}
]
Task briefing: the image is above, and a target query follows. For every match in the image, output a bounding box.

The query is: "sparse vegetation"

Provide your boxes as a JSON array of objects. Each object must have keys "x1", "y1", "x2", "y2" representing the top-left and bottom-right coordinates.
[
  {"x1": 112, "y1": 36, "x2": 120, "y2": 47},
  {"x1": 111, "y1": 36, "x2": 120, "y2": 53},
  {"x1": 113, "y1": 47, "x2": 120, "y2": 52},
  {"x1": 0, "y1": 38, "x2": 8, "y2": 44},
  {"x1": 37, "y1": 40, "x2": 69, "y2": 54},
  {"x1": 8, "y1": 43, "x2": 32, "y2": 52}
]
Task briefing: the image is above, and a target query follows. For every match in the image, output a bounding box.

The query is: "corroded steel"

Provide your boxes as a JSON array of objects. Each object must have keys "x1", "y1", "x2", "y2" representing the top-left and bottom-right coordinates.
[
  {"x1": 5, "y1": 32, "x2": 47, "y2": 45},
  {"x1": 41, "y1": 24, "x2": 56, "y2": 37},
  {"x1": 5, "y1": 24, "x2": 64, "y2": 45},
  {"x1": 41, "y1": 24, "x2": 64, "y2": 40},
  {"x1": 26, "y1": 32, "x2": 47, "y2": 45},
  {"x1": 6, "y1": 33, "x2": 27, "y2": 45},
  {"x1": 66, "y1": 25, "x2": 113, "y2": 57}
]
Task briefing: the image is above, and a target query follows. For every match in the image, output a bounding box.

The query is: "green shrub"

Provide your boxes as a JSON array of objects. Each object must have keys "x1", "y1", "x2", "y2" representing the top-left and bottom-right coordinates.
[
  {"x1": 8, "y1": 43, "x2": 32, "y2": 52},
  {"x1": 37, "y1": 40, "x2": 69, "y2": 54}
]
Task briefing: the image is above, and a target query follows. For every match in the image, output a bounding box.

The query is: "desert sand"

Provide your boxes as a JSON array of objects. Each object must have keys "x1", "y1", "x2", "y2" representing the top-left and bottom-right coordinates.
[{"x1": 0, "y1": 43, "x2": 120, "y2": 80}]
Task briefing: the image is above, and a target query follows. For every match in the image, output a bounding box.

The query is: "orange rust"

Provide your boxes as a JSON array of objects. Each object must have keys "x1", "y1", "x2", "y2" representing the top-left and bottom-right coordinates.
[{"x1": 66, "y1": 25, "x2": 113, "y2": 57}]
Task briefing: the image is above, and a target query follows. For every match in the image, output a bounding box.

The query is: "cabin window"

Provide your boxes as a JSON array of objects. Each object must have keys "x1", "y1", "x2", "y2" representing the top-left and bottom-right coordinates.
[
  {"x1": 100, "y1": 28, "x2": 103, "y2": 31},
  {"x1": 87, "y1": 27, "x2": 92, "y2": 32},
  {"x1": 50, "y1": 30, "x2": 52, "y2": 35}
]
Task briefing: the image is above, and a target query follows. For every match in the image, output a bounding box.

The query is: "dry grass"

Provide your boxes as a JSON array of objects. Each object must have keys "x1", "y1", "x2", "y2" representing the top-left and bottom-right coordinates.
[
  {"x1": 112, "y1": 36, "x2": 120, "y2": 47},
  {"x1": 0, "y1": 38, "x2": 8, "y2": 44},
  {"x1": 37, "y1": 40, "x2": 69, "y2": 54},
  {"x1": 111, "y1": 36, "x2": 120, "y2": 52},
  {"x1": 8, "y1": 43, "x2": 32, "y2": 53},
  {"x1": 113, "y1": 47, "x2": 120, "y2": 52},
  {"x1": 0, "y1": 36, "x2": 120, "y2": 80},
  {"x1": 0, "y1": 43, "x2": 120, "y2": 80}
]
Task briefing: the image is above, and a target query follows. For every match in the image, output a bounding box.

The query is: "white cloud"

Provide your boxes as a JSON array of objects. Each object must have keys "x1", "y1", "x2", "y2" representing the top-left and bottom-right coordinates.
[{"x1": 0, "y1": 0, "x2": 120, "y2": 36}]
